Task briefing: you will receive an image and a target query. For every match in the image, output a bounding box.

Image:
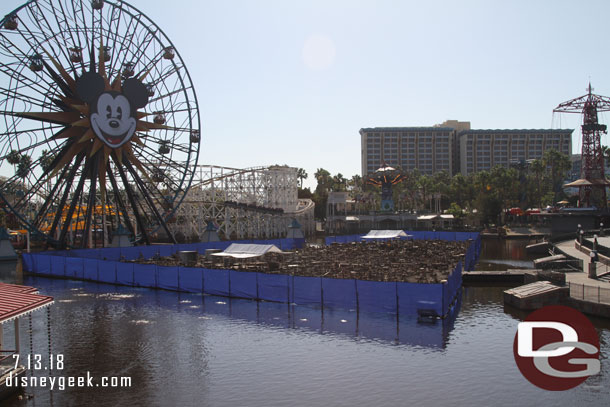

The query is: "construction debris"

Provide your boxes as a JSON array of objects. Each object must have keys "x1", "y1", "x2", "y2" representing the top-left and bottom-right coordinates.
[{"x1": 129, "y1": 239, "x2": 471, "y2": 284}]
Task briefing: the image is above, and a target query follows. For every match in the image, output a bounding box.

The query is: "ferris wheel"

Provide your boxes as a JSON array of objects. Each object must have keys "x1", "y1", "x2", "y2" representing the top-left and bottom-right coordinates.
[{"x1": 0, "y1": 0, "x2": 201, "y2": 247}]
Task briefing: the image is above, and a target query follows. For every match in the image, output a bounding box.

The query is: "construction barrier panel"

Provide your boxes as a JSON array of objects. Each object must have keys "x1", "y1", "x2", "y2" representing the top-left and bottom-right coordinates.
[
  {"x1": 84, "y1": 259, "x2": 99, "y2": 281},
  {"x1": 158, "y1": 266, "x2": 179, "y2": 291},
  {"x1": 257, "y1": 273, "x2": 291, "y2": 303},
  {"x1": 134, "y1": 264, "x2": 156, "y2": 289},
  {"x1": 229, "y1": 270, "x2": 258, "y2": 300},
  {"x1": 203, "y1": 269, "x2": 230, "y2": 297},
  {"x1": 116, "y1": 262, "x2": 134, "y2": 286},
  {"x1": 22, "y1": 233, "x2": 478, "y2": 317},
  {"x1": 179, "y1": 267, "x2": 203, "y2": 293},
  {"x1": 98, "y1": 261, "x2": 117, "y2": 284},
  {"x1": 292, "y1": 276, "x2": 322, "y2": 305},
  {"x1": 356, "y1": 280, "x2": 398, "y2": 314},
  {"x1": 322, "y1": 278, "x2": 358, "y2": 310}
]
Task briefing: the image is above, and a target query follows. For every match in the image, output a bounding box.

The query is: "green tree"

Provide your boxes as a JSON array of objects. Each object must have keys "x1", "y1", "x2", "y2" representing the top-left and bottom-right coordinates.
[
  {"x1": 348, "y1": 174, "x2": 362, "y2": 191},
  {"x1": 313, "y1": 168, "x2": 331, "y2": 219},
  {"x1": 296, "y1": 168, "x2": 308, "y2": 188},
  {"x1": 542, "y1": 149, "x2": 572, "y2": 203},
  {"x1": 447, "y1": 202, "x2": 464, "y2": 219},
  {"x1": 449, "y1": 173, "x2": 471, "y2": 208},
  {"x1": 529, "y1": 159, "x2": 546, "y2": 209},
  {"x1": 314, "y1": 168, "x2": 331, "y2": 193},
  {"x1": 332, "y1": 173, "x2": 347, "y2": 191},
  {"x1": 417, "y1": 175, "x2": 433, "y2": 211},
  {"x1": 298, "y1": 187, "x2": 313, "y2": 199}
]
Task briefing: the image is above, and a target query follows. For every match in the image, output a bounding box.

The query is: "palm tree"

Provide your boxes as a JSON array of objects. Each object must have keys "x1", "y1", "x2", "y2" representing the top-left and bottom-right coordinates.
[
  {"x1": 542, "y1": 149, "x2": 572, "y2": 202},
  {"x1": 332, "y1": 173, "x2": 347, "y2": 191},
  {"x1": 349, "y1": 174, "x2": 362, "y2": 191},
  {"x1": 314, "y1": 168, "x2": 331, "y2": 193},
  {"x1": 297, "y1": 168, "x2": 308, "y2": 188},
  {"x1": 530, "y1": 159, "x2": 546, "y2": 209}
]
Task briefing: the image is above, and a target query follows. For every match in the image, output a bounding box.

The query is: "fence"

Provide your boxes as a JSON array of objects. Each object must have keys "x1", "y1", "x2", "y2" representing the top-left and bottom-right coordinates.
[
  {"x1": 41, "y1": 238, "x2": 304, "y2": 261},
  {"x1": 22, "y1": 233, "x2": 480, "y2": 318},
  {"x1": 568, "y1": 282, "x2": 610, "y2": 305}
]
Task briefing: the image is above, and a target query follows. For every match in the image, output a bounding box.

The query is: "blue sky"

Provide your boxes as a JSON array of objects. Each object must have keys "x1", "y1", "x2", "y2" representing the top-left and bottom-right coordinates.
[{"x1": 4, "y1": 0, "x2": 610, "y2": 189}]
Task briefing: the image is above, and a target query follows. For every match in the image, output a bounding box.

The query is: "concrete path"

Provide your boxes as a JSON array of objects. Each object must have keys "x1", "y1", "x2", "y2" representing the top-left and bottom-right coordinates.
[{"x1": 554, "y1": 239, "x2": 610, "y2": 304}]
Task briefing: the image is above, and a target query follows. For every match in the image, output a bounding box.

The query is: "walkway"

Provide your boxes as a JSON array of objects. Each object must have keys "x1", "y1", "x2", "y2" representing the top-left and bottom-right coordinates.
[{"x1": 554, "y1": 239, "x2": 610, "y2": 304}]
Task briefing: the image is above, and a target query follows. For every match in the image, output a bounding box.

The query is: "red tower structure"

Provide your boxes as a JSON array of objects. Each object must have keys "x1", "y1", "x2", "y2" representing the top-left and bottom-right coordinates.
[{"x1": 554, "y1": 83, "x2": 610, "y2": 208}]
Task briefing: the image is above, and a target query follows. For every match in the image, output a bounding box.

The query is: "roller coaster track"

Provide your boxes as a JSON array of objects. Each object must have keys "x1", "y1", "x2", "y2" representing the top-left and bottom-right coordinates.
[{"x1": 167, "y1": 164, "x2": 314, "y2": 240}]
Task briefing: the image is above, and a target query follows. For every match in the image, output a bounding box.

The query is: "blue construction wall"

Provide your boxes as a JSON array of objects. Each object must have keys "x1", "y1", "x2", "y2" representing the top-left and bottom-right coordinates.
[
  {"x1": 22, "y1": 233, "x2": 479, "y2": 317},
  {"x1": 39, "y1": 238, "x2": 303, "y2": 261}
]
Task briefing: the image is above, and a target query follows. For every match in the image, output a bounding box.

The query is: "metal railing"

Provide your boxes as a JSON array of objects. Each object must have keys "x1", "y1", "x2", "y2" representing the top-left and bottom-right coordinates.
[{"x1": 569, "y1": 282, "x2": 610, "y2": 305}]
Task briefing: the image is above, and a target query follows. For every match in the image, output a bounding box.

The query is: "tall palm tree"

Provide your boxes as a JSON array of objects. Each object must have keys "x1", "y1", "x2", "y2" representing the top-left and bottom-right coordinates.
[{"x1": 297, "y1": 168, "x2": 308, "y2": 188}]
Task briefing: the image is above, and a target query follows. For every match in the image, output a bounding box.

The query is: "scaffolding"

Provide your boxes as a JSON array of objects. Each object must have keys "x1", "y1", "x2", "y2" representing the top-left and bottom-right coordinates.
[{"x1": 168, "y1": 165, "x2": 314, "y2": 240}]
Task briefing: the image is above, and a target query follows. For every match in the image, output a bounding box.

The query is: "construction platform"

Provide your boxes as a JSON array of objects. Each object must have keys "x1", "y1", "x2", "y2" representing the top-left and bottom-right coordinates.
[{"x1": 503, "y1": 281, "x2": 569, "y2": 310}]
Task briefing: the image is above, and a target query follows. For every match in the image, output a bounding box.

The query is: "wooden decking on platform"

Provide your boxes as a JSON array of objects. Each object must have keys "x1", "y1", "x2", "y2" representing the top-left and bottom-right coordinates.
[{"x1": 504, "y1": 281, "x2": 569, "y2": 310}]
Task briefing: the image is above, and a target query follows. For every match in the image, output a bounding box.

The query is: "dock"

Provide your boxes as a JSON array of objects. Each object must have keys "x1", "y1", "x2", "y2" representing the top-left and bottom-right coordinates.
[
  {"x1": 504, "y1": 281, "x2": 569, "y2": 310},
  {"x1": 463, "y1": 270, "x2": 534, "y2": 284},
  {"x1": 525, "y1": 241, "x2": 550, "y2": 254}
]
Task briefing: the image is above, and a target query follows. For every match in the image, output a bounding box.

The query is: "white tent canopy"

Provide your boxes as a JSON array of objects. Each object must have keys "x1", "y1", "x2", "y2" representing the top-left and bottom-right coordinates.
[
  {"x1": 211, "y1": 243, "x2": 284, "y2": 259},
  {"x1": 361, "y1": 230, "x2": 411, "y2": 239}
]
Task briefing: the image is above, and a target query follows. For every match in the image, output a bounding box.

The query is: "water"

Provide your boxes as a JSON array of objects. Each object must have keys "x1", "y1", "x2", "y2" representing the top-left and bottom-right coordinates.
[
  {"x1": 476, "y1": 238, "x2": 539, "y2": 270},
  {"x1": 2, "y1": 240, "x2": 610, "y2": 406}
]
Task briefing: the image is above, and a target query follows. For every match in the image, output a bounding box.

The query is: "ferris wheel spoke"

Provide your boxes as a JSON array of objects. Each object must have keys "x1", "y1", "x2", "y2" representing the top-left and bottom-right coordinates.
[
  {"x1": 106, "y1": 164, "x2": 137, "y2": 240},
  {"x1": 51, "y1": 0, "x2": 84, "y2": 71},
  {"x1": 0, "y1": 125, "x2": 61, "y2": 142},
  {"x1": 109, "y1": 12, "x2": 137, "y2": 76},
  {"x1": 45, "y1": 152, "x2": 85, "y2": 239},
  {"x1": 80, "y1": 155, "x2": 98, "y2": 248},
  {"x1": 126, "y1": 30, "x2": 159, "y2": 77},
  {"x1": 149, "y1": 64, "x2": 183, "y2": 92},
  {"x1": 0, "y1": 32, "x2": 72, "y2": 96},
  {"x1": 147, "y1": 85, "x2": 191, "y2": 104},
  {"x1": 57, "y1": 154, "x2": 91, "y2": 246},
  {"x1": 0, "y1": 56, "x2": 61, "y2": 99},
  {"x1": 123, "y1": 159, "x2": 176, "y2": 243},
  {"x1": 0, "y1": 66, "x2": 48, "y2": 99},
  {"x1": 135, "y1": 143, "x2": 187, "y2": 177},
  {"x1": 31, "y1": 163, "x2": 71, "y2": 230},
  {"x1": 27, "y1": 1, "x2": 73, "y2": 64},
  {"x1": 122, "y1": 151, "x2": 177, "y2": 210},
  {"x1": 133, "y1": 48, "x2": 164, "y2": 82},
  {"x1": 1, "y1": 155, "x2": 62, "y2": 211},
  {"x1": 115, "y1": 161, "x2": 150, "y2": 244},
  {"x1": 100, "y1": 1, "x2": 124, "y2": 76},
  {"x1": 70, "y1": 0, "x2": 92, "y2": 65}
]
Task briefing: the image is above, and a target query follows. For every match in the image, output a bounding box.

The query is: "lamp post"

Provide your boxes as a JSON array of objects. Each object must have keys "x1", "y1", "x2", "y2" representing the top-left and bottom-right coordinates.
[
  {"x1": 580, "y1": 229, "x2": 584, "y2": 245},
  {"x1": 589, "y1": 250, "x2": 598, "y2": 279},
  {"x1": 600, "y1": 222, "x2": 605, "y2": 237}
]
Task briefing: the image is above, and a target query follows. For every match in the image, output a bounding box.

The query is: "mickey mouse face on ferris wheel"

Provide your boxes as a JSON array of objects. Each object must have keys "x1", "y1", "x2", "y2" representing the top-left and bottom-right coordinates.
[{"x1": 76, "y1": 71, "x2": 149, "y2": 148}]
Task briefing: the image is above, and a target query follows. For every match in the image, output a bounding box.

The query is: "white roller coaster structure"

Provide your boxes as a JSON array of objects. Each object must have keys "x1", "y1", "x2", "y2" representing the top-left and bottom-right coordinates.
[{"x1": 168, "y1": 165, "x2": 315, "y2": 240}]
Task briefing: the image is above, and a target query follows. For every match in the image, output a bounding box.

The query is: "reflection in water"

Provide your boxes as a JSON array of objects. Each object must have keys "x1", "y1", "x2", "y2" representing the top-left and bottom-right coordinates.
[
  {"x1": 476, "y1": 238, "x2": 539, "y2": 270},
  {"x1": 1, "y1": 276, "x2": 460, "y2": 407},
  {"x1": 0, "y1": 278, "x2": 608, "y2": 406}
]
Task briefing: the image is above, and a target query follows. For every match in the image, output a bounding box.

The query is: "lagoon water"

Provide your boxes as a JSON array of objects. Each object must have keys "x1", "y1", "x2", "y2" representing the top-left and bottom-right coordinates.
[{"x1": 2, "y1": 243, "x2": 610, "y2": 406}]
